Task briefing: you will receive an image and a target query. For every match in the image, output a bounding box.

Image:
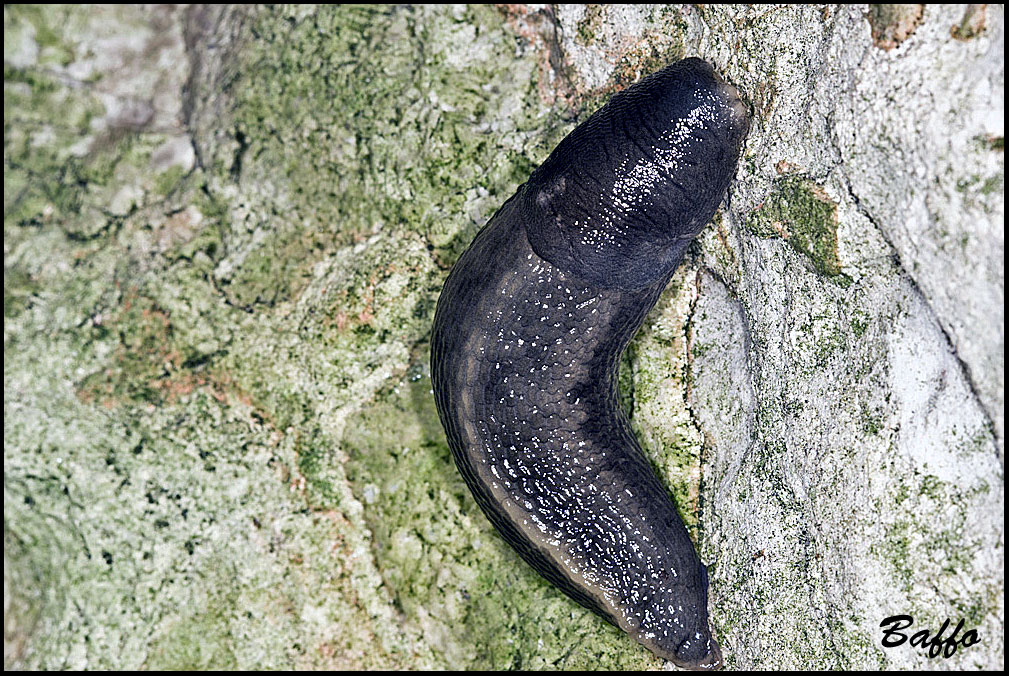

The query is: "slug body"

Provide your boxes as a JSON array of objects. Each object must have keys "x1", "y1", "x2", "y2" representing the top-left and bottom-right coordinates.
[{"x1": 431, "y1": 58, "x2": 748, "y2": 669}]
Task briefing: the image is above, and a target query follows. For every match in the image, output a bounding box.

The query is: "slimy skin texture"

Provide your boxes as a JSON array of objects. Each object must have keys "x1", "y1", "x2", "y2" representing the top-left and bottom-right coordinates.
[{"x1": 431, "y1": 58, "x2": 749, "y2": 670}]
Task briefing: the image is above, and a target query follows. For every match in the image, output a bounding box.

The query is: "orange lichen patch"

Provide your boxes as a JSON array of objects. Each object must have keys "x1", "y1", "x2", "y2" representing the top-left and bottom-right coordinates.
[
  {"x1": 74, "y1": 290, "x2": 256, "y2": 411},
  {"x1": 497, "y1": 4, "x2": 577, "y2": 107},
  {"x1": 357, "y1": 279, "x2": 377, "y2": 325},
  {"x1": 715, "y1": 221, "x2": 731, "y2": 250},
  {"x1": 325, "y1": 282, "x2": 377, "y2": 333},
  {"x1": 868, "y1": 4, "x2": 925, "y2": 51},
  {"x1": 751, "y1": 80, "x2": 779, "y2": 120},
  {"x1": 499, "y1": 8, "x2": 690, "y2": 129},
  {"x1": 153, "y1": 207, "x2": 201, "y2": 252},
  {"x1": 775, "y1": 159, "x2": 803, "y2": 175},
  {"x1": 320, "y1": 510, "x2": 355, "y2": 556},
  {"x1": 606, "y1": 29, "x2": 686, "y2": 94},
  {"x1": 951, "y1": 4, "x2": 987, "y2": 41},
  {"x1": 567, "y1": 6, "x2": 689, "y2": 106},
  {"x1": 324, "y1": 260, "x2": 426, "y2": 333},
  {"x1": 762, "y1": 215, "x2": 792, "y2": 239},
  {"x1": 522, "y1": 6, "x2": 689, "y2": 110},
  {"x1": 711, "y1": 215, "x2": 739, "y2": 275},
  {"x1": 982, "y1": 134, "x2": 1004, "y2": 152}
]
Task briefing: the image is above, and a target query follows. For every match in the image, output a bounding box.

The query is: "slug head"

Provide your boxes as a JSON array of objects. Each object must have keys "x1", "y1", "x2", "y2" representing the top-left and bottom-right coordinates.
[{"x1": 523, "y1": 57, "x2": 750, "y2": 290}]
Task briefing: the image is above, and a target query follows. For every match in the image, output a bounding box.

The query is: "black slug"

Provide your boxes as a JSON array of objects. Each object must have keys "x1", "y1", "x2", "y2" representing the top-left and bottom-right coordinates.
[{"x1": 430, "y1": 57, "x2": 749, "y2": 669}]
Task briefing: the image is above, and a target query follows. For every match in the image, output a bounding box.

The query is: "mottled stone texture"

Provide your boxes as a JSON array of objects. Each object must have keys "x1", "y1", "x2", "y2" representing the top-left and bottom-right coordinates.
[{"x1": 4, "y1": 4, "x2": 1003, "y2": 670}]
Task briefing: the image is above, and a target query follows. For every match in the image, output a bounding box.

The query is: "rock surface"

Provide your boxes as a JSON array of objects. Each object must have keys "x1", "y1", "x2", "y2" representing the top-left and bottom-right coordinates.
[{"x1": 5, "y1": 4, "x2": 1003, "y2": 670}]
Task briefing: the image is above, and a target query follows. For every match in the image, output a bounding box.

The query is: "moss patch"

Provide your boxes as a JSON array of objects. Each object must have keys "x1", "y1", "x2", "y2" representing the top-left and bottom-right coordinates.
[
  {"x1": 746, "y1": 177, "x2": 846, "y2": 279},
  {"x1": 190, "y1": 4, "x2": 554, "y2": 310}
]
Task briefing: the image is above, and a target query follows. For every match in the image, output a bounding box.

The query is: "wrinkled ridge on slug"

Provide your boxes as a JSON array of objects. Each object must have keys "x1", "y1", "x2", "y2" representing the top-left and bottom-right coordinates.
[{"x1": 431, "y1": 57, "x2": 749, "y2": 670}]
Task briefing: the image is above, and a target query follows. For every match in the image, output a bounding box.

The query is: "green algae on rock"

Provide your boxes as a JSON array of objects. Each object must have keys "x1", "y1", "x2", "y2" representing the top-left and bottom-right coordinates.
[{"x1": 746, "y1": 177, "x2": 846, "y2": 279}]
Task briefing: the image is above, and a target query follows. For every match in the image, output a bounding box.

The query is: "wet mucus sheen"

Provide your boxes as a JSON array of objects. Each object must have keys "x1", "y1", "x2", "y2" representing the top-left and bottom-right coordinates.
[{"x1": 431, "y1": 57, "x2": 749, "y2": 669}]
